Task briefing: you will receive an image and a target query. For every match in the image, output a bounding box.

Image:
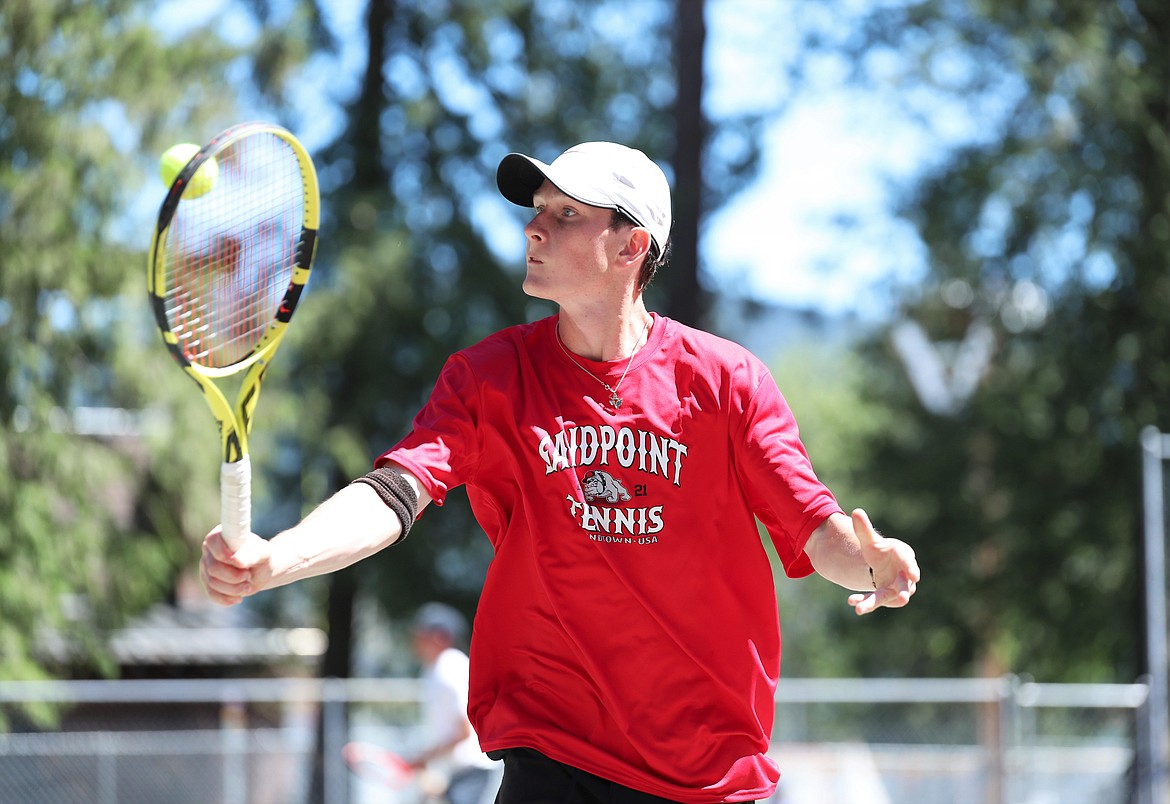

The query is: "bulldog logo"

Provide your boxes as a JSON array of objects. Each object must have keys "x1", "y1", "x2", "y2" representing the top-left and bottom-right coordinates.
[{"x1": 582, "y1": 469, "x2": 631, "y2": 504}]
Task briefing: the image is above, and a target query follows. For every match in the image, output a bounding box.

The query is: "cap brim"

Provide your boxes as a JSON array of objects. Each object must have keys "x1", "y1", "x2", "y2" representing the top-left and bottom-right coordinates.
[
  {"x1": 496, "y1": 153, "x2": 551, "y2": 207},
  {"x1": 496, "y1": 148, "x2": 667, "y2": 257}
]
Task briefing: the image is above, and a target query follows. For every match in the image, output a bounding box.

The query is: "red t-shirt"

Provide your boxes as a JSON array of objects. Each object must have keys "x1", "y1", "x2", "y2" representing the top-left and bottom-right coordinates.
[{"x1": 379, "y1": 313, "x2": 841, "y2": 802}]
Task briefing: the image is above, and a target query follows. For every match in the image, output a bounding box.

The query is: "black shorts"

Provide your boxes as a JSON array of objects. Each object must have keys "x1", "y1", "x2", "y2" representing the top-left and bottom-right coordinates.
[{"x1": 490, "y1": 747, "x2": 756, "y2": 804}]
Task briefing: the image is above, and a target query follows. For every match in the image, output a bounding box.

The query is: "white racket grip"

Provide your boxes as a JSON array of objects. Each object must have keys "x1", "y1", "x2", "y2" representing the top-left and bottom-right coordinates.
[{"x1": 220, "y1": 457, "x2": 252, "y2": 550}]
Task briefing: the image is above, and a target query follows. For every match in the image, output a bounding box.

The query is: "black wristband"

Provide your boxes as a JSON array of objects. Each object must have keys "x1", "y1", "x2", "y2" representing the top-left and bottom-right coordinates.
[{"x1": 350, "y1": 466, "x2": 419, "y2": 544}]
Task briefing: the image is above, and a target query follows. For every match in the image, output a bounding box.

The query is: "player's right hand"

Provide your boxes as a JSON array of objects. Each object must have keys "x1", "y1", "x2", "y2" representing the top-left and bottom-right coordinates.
[{"x1": 200, "y1": 526, "x2": 273, "y2": 606}]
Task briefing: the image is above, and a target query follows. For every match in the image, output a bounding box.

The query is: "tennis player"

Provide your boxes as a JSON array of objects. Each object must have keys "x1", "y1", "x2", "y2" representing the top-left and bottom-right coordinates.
[{"x1": 200, "y1": 141, "x2": 920, "y2": 804}]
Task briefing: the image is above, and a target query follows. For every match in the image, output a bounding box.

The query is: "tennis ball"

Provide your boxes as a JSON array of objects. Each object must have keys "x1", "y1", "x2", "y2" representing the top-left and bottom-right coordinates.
[{"x1": 160, "y1": 142, "x2": 218, "y2": 199}]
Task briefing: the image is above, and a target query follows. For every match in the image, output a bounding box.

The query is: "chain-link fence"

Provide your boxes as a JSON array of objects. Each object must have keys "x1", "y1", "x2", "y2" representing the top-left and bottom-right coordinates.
[
  {"x1": 772, "y1": 677, "x2": 1149, "y2": 804},
  {"x1": 0, "y1": 675, "x2": 1152, "y2": 804}
]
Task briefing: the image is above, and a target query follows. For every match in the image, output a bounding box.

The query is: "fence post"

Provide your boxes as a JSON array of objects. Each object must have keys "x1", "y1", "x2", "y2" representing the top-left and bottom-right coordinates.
[
  {"x1": 221, "y1": 687, "x2": 248, "y2": 804},
  {"x1": 1141, "y1": 426, "x2": 1170, "y2": 804},
  {"x1": 322, "y1": 678, "x2": 348, "y2": 804},
  {"x1": 996, "y1": 675, "x2": 1020, "y2": 804},
  {"x1": 97, "y1": 733, "x2": 116, "y2": 804}
]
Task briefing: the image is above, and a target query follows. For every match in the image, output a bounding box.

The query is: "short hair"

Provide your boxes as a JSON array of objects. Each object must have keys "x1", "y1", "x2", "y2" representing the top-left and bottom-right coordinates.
[{"x1": 610, "y1": 209, "x2": 670, "y2": 292}]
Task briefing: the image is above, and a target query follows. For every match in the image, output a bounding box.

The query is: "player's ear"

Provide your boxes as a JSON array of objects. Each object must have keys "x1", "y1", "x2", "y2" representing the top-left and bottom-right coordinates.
[{"x1": 616, "y1": 226, "x2": 652, "y2": 267}]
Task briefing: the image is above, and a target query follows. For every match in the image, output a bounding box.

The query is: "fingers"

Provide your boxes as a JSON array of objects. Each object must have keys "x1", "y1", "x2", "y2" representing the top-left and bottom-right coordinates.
[
  {"x1": 850, "y1": 508, "x2": 921, "y2": 613},
  {"x1": 848, "y1": 570, "x2": 918, "y2": 615},
  {"x1": 848, "y1": 591, "x2": 878, "y2": 615},
  {"x1": 200, "y1": 526, "x2": 254, "y2": 606}
]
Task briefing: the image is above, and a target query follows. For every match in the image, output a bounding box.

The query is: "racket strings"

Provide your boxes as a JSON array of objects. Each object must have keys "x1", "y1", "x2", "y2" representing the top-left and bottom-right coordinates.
[{"x1": 163, "y1": 132, "x2": 306, "y2": 368}]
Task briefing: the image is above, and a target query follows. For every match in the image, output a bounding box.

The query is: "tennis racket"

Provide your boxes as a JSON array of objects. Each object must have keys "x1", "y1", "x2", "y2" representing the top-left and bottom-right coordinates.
[
  {"x1": 342, "y1": 741, "x2": 417, "y2": 790},
  {"x1": 148, "y1": 122, "x2": 319, "y2": 549}
]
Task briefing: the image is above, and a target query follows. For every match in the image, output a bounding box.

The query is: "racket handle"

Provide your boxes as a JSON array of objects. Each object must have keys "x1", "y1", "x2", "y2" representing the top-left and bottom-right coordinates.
[{"x1": 220, "y1": 457, "x2": 252, "y2": 550}]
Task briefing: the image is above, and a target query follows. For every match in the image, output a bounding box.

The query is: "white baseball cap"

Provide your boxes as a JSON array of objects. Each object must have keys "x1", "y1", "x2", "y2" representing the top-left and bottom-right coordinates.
[{"x1": 496, "y1": 142, "x2": 672, "y2": 256}]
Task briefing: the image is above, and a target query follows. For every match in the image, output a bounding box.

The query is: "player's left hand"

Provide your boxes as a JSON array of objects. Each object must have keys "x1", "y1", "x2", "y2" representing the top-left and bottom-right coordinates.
[{"x1": 847, "y1": 508, "x2": 920, "y2": 616}]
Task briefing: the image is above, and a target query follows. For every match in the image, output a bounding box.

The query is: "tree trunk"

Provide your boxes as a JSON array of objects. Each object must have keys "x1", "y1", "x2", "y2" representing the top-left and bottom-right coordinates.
[{"x1": 668, "y1": 0, "x2": 706, "y2": 327}]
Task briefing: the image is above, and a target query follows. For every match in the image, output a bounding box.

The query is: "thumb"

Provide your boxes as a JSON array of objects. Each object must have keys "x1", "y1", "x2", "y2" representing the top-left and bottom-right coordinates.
[
  {"x1": 852, "y1": 508, "x2": 881, "y2": 548},
  {"x1": 206, "y1": 526, "x2": 266, "y2": 569}
]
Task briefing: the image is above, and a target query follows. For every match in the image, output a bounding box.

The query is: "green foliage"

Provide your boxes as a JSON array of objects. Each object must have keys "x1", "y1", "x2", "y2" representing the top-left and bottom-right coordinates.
[
  {"x1": 0, "y1": 0, "x2": 307, "y2": 681},
  {"x1": 820, "y1": 0, "x2": 1170, "y2": 681},
  {"x1": 766, "y1": 341, "x2": 902, "y2": 678}
]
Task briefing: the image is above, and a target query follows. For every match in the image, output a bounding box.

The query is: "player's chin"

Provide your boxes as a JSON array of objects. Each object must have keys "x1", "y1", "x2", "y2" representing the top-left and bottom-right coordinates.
[{"x1": 521, "y1": 271, "x2": 556, "y2": 300}]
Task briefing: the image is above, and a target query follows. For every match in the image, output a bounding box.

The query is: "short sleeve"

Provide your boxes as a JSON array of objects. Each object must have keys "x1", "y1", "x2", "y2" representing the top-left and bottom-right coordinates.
[
  {"x1": 732, "y1": 369, "x2": 842, "y2": 578},
  {"x1": 376, "y1": 354, "x2": 482, "y2": 507}
]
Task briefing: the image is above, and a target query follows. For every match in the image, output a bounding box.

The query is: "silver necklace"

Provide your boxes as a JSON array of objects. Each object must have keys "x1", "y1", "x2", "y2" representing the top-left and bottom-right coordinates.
[{"x1": 556, "y1": 317, "x2": 650, "y2": 410}]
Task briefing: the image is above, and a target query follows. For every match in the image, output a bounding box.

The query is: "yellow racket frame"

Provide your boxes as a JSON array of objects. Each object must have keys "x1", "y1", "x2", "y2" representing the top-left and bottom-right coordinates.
[{"x1": 147, "y1": 122, "x2": 319, "y2": 547}]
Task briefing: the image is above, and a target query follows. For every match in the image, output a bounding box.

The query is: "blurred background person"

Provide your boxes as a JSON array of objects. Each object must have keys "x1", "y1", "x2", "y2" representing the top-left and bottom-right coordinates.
[{"x1": 409, "y1": 602, "x2": 499, "y2": 804}]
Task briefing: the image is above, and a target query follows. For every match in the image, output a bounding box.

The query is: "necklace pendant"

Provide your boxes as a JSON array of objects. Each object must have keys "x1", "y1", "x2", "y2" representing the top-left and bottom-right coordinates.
[{"x1": 601, "y1": 383, "x2": 622, "y2": 409}]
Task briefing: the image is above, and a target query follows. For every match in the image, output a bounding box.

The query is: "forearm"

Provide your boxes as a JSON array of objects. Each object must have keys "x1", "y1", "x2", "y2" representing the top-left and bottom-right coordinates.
[
  {"x1": 803, "y1": 511, "x2": 874, "y2": 591},
  {"x1": 264, "y1": 472, "x2": 428, "y2": 590},
  {"x1": 414, "y1": 720, "x2": 473, "y2": 767}
]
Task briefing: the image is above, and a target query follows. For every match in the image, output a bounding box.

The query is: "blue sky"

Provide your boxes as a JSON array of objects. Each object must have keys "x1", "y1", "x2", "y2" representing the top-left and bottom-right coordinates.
[{"x1": 701, "y1": 0, "x2": 997, "y2": 317}]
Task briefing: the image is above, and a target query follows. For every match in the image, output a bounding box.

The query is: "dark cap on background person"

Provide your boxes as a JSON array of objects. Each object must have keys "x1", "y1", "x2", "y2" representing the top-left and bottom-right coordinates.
[{"x1": 411, "y1": 602, "x2": 468, "y2": 643}]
